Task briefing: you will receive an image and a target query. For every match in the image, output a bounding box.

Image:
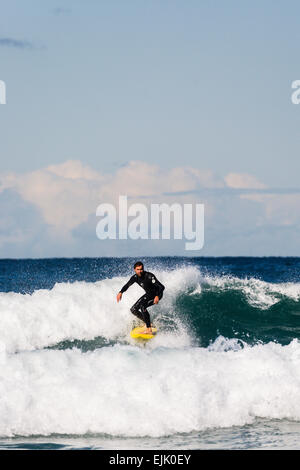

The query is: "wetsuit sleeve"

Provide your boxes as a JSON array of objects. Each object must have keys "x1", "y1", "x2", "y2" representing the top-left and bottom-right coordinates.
[
  {"x1": 149, "y1": 273, "x2": 165, "y2": 296},
  {"x1": 119, "y1": 275, "x2": 136, "y2": 294}
]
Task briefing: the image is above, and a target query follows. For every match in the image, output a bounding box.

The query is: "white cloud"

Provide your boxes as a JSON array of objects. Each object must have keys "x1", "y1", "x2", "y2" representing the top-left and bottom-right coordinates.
[
  {"x1": 0, "y1": 160, "x2": 225, "y2": 232},
  {"x1": 46, "y1": 160, "x2": 103, "y2": 181},
  {"x1": 0, "y1": 161, "x2": 102, "y2": 231},
  {"x1": 225, "y1": 172, "x2": 267, "y2": 189},
  {"x1": 1, "y1": 160, "x2": 299, "y2": 256},
  {"x1": 240, "y1": 193, "x2": 300, "y2": 226}
]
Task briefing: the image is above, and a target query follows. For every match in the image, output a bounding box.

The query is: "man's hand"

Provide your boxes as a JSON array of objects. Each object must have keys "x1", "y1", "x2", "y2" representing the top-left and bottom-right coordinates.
[
  {"x1": 154, "y1": 296, "x2": 159, "y2": 304},
  {"x1": 116, "y1": 292, "x2": 122, "y2": 302}
]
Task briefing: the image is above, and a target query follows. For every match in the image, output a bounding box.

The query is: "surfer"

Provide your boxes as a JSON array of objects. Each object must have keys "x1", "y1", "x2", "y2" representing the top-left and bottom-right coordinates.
[{"x1": 116, "y1": 261, "x2": 165, "y2": 334}]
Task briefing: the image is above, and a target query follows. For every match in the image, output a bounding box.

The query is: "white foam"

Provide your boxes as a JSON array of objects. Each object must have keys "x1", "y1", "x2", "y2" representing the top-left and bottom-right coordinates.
[
  {"x1": 0, "y1": 338, "x2": 300, "y2": 437},
  {"x1": 200, "y1": 274, "x2": 300, "y2": 309}
]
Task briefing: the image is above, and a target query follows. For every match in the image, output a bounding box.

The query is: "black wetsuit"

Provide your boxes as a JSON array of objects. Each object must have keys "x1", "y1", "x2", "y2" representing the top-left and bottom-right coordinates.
[{"x1": 119, "y1": 271, "x2": 165, "y2": 328}]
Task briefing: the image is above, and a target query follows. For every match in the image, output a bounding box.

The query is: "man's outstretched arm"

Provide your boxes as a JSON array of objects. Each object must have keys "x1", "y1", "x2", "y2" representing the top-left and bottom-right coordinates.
[{"x1": 116, "y1": 275, "x2": 136, "y2": 302}]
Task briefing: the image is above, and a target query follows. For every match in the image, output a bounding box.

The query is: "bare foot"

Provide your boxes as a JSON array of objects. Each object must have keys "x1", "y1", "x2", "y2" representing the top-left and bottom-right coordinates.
[{"x1": 141, "y1": 328, "x2": 152, "y2": 335}]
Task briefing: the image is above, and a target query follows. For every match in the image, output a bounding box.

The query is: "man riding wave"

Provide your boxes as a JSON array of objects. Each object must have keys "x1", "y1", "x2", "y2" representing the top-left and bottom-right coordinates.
[{"x1": 116, "y1": 261, "x2": 165, "y2": 334}]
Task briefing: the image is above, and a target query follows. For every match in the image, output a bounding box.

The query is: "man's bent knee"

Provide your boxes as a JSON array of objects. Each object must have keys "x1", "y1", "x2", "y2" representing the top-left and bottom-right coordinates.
[{"x1": 131, "y1": 306, "x2": 142, "y2": 318}]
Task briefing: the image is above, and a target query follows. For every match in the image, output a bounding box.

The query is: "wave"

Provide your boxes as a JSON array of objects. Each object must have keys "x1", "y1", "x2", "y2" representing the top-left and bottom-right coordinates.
[
  {"x1": 0, "y1": 266, "x2": 299, "y2": 353},
  {"x1": 0, "y1": 338, "x2": 300, "y2": 437},
  {"x1": 1, "y1": 265, "x2": 300, "y2": 437},
  {"x1": 180, "y1": 271, "x2": 300, "y2": 346},
  {"x1": 0, "y1": 268, "x2": 193, "y2": 353}
]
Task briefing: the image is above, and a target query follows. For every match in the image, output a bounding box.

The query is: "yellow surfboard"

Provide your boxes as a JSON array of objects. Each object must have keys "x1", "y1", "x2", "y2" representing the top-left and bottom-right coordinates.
[{"x1": 130, "y1": 326, "x2": 157, "y2": 340}]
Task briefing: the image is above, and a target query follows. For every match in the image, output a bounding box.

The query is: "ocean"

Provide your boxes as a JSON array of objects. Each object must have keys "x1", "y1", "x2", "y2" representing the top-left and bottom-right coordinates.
[{"x1": 0, "y1": 256, "x2": 300, "y2": 450}]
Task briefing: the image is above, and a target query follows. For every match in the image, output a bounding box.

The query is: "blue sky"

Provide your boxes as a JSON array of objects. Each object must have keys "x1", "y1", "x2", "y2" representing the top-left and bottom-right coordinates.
[{"x1": 1, "y1": 1, "x2": 300, "y2": 257}]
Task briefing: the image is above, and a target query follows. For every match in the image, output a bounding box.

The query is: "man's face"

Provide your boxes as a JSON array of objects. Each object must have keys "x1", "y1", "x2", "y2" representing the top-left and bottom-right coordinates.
[{"x1": 134, "y1": 265, "x2": 144, "y2": 277}]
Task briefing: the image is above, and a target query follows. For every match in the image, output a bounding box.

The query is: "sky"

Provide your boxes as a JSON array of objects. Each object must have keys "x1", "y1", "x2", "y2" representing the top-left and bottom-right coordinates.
[{"x1": 1, "y1": 0, "x2": 300, "y2": 257}]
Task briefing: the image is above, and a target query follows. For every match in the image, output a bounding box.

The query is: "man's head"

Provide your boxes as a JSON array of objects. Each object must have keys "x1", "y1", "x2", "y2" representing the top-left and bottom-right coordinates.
[{"x1": 134, "y1": 261, "x2": 144, "y2": 277}]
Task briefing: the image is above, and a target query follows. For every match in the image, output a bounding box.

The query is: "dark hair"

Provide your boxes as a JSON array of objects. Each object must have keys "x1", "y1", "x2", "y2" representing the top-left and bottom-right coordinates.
[{"x1": 134, "y1": 261, "x2": 144, "y2": 269}]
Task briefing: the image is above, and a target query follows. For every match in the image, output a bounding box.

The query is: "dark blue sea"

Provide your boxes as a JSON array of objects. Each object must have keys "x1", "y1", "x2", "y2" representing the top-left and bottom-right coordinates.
[{"x1": 0, "y1": 257, "x2": 300, "y2": 449}]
